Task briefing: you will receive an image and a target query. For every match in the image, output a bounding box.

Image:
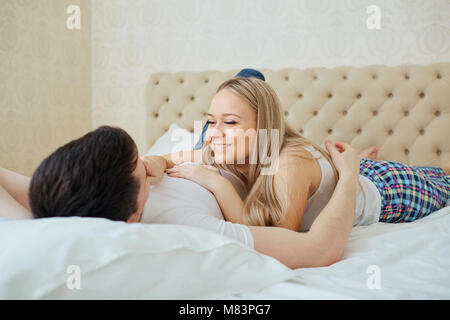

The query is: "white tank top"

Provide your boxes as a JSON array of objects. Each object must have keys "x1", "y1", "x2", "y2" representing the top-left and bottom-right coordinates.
[
  {"x1": 300, "y1": 145, "x2": 381, "y2": 231},
  {"x1": 219, "y1": 145, "x2": 381, "y2": 231}
]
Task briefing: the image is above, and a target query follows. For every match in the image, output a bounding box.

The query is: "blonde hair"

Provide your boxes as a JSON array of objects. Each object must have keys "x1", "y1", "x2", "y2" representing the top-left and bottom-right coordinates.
[{"x1": 203, "y1": 77, "x2": 364, "y2": 227}]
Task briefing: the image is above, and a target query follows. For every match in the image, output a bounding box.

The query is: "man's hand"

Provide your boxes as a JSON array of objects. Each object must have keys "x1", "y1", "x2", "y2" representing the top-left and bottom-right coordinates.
[{"x1": 142, "y1": 156, "x2": 167, "y2": 185}]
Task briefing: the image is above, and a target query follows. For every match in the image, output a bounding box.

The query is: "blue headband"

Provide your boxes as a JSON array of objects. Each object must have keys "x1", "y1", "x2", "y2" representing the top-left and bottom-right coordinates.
[{"x1": 235, "y1": 68, "x2": 265, "y2": 81}]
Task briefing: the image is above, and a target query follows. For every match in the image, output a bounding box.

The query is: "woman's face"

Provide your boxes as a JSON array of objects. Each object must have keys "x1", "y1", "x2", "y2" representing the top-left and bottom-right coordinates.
[{"x1": 205, "y1": 88, "x2": 257, "y2": 165}]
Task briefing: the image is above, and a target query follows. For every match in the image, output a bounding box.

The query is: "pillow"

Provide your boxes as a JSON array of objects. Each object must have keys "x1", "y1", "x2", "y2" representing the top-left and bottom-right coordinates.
[
  {"x1": 145, "y1": 123, "x2": 197, "y2": 156},
  {"x1": 0, "y1": 217, "x2": 296, "y2": 299}
]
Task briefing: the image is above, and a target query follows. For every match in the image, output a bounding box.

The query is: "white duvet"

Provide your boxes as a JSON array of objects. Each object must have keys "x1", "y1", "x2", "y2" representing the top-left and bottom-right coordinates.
[
  {"x1": 3, "y1": 206, "x2": 448, "y2": 299},
  {"x1": 1, "y1": 189, "x2": 449, "y2": 300},
  {"x1": 234, "y1": 205, "x2": 450, "y2": 299}
]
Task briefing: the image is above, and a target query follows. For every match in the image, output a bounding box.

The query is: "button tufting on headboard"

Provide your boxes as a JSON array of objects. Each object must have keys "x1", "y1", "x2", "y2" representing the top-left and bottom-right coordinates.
[{"x1": 147, "y1": 63, "x2": 450, "y2": 166}]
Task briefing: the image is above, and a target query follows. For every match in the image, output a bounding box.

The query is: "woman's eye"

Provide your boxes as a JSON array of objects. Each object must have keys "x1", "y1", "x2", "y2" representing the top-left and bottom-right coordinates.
[{"x1": 206, "y1": 120, "x2": 236, "y2": 125}]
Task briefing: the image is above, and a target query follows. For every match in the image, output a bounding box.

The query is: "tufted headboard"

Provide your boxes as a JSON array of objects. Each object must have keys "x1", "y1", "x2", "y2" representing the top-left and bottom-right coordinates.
[{"x1": 146, "y1": 63, "x2": 450, "y2": 166}]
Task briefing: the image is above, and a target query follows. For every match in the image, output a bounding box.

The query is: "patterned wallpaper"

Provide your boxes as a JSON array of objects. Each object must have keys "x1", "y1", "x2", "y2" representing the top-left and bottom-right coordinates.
[
  {"x1": 0, "y1": 0, "x2": 91, "y2": 176},
  {"x1": 91, "y1": 0, "x2": 450, "y2": 155},
  {"x1": 1, "y1": 0, "x2": 449, "y2": 175}
]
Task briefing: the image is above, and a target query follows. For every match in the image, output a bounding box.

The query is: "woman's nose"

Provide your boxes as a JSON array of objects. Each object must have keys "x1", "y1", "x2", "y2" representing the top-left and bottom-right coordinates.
[{"x1": 205, "y1": 124, "x2": 225, "y2": 141}]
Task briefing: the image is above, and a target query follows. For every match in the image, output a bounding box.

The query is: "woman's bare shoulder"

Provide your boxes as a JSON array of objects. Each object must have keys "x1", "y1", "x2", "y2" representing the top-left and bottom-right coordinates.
[
  {"x1": 279, "y1": 144, "x2": 315, "y2": 166},
  {"x1": 276, "y1": 145, "x2": 318, "y2": 194},
  {"x1": 273, "y1": 147, "x2": 314, "y2": 231},
  {"x1": 276, "y1": 147, "x2": 314, "y2": 183}
]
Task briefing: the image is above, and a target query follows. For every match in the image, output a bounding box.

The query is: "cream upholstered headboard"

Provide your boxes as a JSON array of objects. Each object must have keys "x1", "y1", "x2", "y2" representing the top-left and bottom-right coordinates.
[{"x1": 146, "y1": 63, "x2": 450, "y2": 166}]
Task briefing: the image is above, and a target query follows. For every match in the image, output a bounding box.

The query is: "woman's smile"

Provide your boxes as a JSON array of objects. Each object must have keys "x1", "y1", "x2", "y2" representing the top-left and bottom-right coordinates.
[{"x1": 211, "y1": 143, "x2": 232, "y2": 153}]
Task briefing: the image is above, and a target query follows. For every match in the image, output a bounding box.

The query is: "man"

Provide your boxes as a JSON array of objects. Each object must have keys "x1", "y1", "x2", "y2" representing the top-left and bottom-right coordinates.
[
  {"x1": 0, "y1": 124, "x2": 371, "y2": 269},
  {"x1": 0, "y1": 126, "x2": 149, "y2": 223}
]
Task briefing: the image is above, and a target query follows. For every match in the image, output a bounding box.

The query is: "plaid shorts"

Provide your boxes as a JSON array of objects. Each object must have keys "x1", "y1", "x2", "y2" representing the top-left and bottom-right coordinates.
[{"x1": 359, "y1": 159, "x2": 450, "y2": 223}]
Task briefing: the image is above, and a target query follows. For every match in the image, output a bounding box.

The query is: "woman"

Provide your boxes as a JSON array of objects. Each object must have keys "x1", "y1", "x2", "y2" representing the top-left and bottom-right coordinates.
[{"x1": 145, "y1": 76, "x2": 450, "y2": 231}]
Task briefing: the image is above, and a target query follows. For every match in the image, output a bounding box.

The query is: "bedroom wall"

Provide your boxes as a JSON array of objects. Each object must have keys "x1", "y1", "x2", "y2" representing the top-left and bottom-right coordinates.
[
  {"x1": 91, "y1": 0, "x2": 450, "y2": 154},
  {"x1": 2, "y1": 0, "x2": 448, "y2": 174},
  {"x1": 0, "y1": 0, "x2": 91, "y2": 176}
]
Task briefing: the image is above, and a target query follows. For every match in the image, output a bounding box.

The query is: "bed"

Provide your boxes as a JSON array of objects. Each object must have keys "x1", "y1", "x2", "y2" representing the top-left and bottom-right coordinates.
[
  {"x1": 144, "y1": 63, "x2": 450, "y2": 299},
  {"x1": 1, "y1": 63, "x2": 449, "y2": 299}
]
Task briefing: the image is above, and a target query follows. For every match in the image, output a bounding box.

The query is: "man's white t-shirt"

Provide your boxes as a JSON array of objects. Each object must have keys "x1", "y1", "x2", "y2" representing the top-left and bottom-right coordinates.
[{"x1": 140, "y1": 172, "x2": 254, "y2": 248}]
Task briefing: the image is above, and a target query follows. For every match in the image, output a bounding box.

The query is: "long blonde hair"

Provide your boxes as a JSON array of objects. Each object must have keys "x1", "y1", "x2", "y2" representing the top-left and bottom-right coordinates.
[{"x1": 203, "y1": 77, "x2": 363, "y2": 227}]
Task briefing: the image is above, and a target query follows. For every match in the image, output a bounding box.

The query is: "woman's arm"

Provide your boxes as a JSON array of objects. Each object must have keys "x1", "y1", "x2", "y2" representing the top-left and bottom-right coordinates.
[
  {"x1": 249, "y1": 141, "x2": 360, "y2": 269},
  {"x1": 164, "y1": 162, "x2": 246, "y2": 223},
  {"x1": 213, "y1": 152, "x2": 312, "y2": 229},
  {"x1": 210, "y1": 178, "x2": 245, "y2": 224},
  {"x1": 250, "y1": 172, "x2": 358, "y2": 269},
  {"x1": 0, "y1": 167, "x2": 31, "y2": 211}
]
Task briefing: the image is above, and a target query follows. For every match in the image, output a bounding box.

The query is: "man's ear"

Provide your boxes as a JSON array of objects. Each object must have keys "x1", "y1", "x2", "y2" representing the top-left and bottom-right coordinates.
[{"x1": 126, "y1": 211, "x2": 140, "y2": 223}]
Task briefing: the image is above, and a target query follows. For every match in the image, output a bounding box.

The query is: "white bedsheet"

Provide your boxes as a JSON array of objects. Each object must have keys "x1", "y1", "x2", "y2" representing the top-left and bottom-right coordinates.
[{"x1": 233, "y1": 206, "x2": 450, "y2": 299}]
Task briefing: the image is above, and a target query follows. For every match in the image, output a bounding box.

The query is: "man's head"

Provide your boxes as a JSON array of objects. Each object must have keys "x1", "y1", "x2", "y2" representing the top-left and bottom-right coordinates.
[{"x1": 29, "y1": 126, "x2": 151, "y2": 222}]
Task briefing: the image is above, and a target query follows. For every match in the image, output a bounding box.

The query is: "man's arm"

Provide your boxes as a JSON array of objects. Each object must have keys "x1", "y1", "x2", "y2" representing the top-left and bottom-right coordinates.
[
  {"x1": 249, "y1": 172, "x2": 358, "y2": 269},
  {"x1": 0, "y1": 185, "x2": 33, "y2": 220},
  {"x1": 143, "y1": 150, "x2": 204, "y2": 183},
  {"x1": 0, "y1": 168, "x2": 31, "y2": 211},
  {"x1": 145, "y1": 149, "x2": 203, "y2": 170}
]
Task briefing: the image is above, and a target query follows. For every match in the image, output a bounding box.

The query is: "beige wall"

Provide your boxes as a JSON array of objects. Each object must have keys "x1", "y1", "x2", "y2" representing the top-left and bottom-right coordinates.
[
  {"x1": 0, "y1": 0, "x2": 91, "y2": 176},
  {"x1": 2, "y1": 0, "x2": 450, "y2": 175},
  {"x1": 91, "y1": 0, "x2": 450, "y2": 155}
]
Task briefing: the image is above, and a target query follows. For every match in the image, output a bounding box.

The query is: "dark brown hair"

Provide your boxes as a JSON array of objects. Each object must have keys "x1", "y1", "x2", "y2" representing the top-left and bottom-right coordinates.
[{"x1": 29, "y1": 126, "x2": 140, "y2": 221}]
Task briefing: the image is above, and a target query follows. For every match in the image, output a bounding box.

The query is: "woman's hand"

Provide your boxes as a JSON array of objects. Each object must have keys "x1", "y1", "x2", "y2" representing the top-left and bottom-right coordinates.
[
  {"x1": 325, "y1": 140, "x2": 360, "y2": 178},
  {"x1": 142, "y1": 155, "x2": 167, "y2": 185},
  {"x1": 336, "y1": 142, "x2": 379, "y2": 160},
  {"x1": 358, "y1": 145, "x2": 379, "y2": 160},
  {"x1": 165, "y1": 164, "x2": 224, "y2": 192}
]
